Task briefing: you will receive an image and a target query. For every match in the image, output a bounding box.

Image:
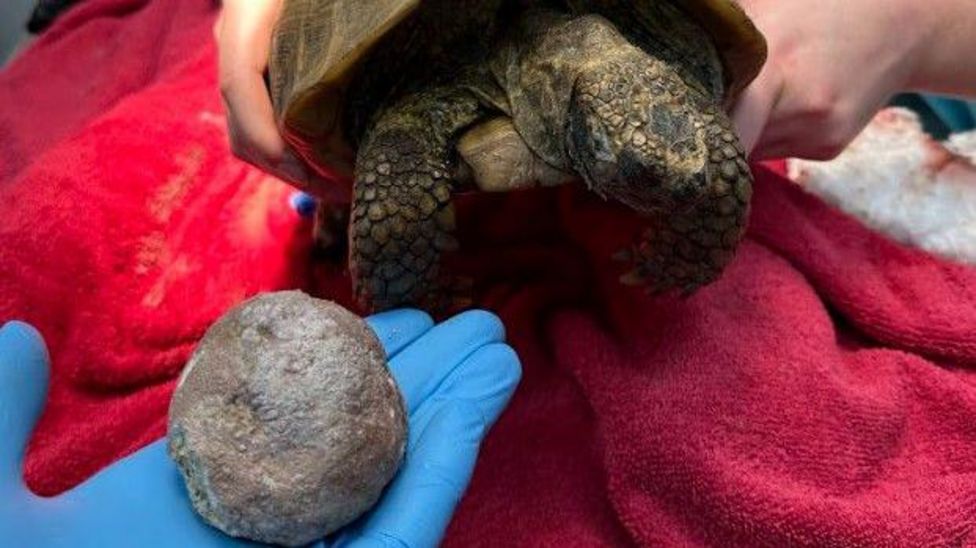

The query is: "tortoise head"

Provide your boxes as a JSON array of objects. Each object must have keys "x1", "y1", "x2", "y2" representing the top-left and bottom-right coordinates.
[{"x1": 566, "y1": 57, "x2": 713, "y2": 216}]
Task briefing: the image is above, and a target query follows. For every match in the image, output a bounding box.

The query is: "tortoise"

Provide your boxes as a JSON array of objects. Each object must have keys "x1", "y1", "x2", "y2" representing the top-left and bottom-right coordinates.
[{"x1": 268, "y1": 0, "x2": 767, "y2": 312}]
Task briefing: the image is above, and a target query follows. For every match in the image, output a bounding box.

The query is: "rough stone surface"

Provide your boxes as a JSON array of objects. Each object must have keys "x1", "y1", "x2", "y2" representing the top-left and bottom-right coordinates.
[{"x1": 167, "y1": 290, "x2": 407, "y2": 547}]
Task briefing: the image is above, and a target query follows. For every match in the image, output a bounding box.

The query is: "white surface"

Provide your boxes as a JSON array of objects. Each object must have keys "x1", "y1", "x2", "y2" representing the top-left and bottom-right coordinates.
[{"x1": 789, "y1": 108, "x2": 976, "y2": 265}]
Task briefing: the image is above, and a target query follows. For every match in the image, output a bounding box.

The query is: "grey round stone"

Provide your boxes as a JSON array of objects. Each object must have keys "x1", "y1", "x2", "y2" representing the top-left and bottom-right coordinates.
[{"x1": 167, "y1": 290, "x2": 407, "y2": 547}]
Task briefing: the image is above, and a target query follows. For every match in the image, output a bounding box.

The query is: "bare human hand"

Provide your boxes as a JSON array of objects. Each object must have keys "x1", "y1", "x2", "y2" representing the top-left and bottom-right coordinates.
[
  {"x1": 215, "y1": 0, "x2": 326, "y2": 195},
  {"x1": 731, "y1": 0, "x2": 976, "y2": 162}
]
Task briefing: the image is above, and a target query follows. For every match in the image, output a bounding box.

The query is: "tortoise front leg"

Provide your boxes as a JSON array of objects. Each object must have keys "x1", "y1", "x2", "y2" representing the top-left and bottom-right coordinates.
[{"x1": 350, "y1": 87, "x2": 490, "y2": 312}]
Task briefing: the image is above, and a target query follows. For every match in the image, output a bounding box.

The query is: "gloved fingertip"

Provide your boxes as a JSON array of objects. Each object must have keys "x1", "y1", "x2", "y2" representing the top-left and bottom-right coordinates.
[
  {"x1": 0, "y1": 321, "x2": 48, "y2": 357},
  {"x1": 442, "y1": 309, "x2": 506, "y2": 343},
  {"x1": 428, "y1": 343, "x2": 521, "y2": 428},
  {"x1": 0, "y1": 321, "x2": 50, "y2": 490},
  {"x1": 366, "y1": 309, "x2": 435, "y2": 358},
  {"x1": 483, "y1": 343, "x2": 523, "y2": 387},
  {"x1": 458, "y1": 343, "x2": 522, "y2": 396},
  {"x1": 0, "y1": 320, "x2": 48, "y2": 368}
]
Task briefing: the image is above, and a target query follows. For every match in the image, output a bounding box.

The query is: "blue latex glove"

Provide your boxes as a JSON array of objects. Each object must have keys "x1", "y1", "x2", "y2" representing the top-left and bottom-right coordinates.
[{"x1": 0, "y1": 309, "x2": 521, "y2": 547}]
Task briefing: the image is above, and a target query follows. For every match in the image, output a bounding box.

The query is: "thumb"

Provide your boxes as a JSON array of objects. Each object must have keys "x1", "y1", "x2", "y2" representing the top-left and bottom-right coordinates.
[
  {"x1": 730, "y1": 70, "x2": 780, "y2": 158},
  {"x1": 0, "y1": 321, "x2": 50, "y2": 493}
]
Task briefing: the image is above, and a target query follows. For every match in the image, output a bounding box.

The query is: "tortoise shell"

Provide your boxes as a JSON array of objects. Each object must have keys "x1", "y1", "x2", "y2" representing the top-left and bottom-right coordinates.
[{"x1": 268, "y1": 0, "x2": 766, "y2": 178}]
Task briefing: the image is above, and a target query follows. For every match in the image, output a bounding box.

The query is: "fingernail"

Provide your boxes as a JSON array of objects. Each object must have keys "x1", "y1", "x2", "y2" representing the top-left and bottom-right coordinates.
[{"x1": 289, "y1": 192, "x2": 318, "y2": 219}]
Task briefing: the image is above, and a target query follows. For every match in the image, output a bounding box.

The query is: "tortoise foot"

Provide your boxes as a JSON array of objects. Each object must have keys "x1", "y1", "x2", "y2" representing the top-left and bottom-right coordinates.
[{"x1": 612, "y1": 110, "x2": 754, "y2": 296}]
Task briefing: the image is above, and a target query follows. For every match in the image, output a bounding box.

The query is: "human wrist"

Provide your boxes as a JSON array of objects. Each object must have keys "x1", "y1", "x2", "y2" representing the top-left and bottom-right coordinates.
[{"x1": 904, "y1": 0, "x2": 976, "y2": 96}]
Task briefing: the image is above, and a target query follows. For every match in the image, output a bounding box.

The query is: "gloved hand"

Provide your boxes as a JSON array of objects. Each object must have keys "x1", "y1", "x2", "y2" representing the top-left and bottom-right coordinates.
[{"x1": 0, "y1": 309, "x2": 521, "y2": 547}]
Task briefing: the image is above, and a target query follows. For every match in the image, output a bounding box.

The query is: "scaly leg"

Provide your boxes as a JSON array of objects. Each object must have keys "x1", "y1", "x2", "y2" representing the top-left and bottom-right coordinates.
[{"x1": 350, "y1": 86, "x2": 489, "y2": 311}]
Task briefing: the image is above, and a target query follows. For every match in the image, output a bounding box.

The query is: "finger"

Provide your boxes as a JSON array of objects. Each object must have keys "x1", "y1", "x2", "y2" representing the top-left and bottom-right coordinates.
[
  {"x1": 332, "y1": 344, "x2": 519, "y2": 547},
  {"x1": 63, "y1": 440, "x2": 266, "y2": 546},
  {"x1": 0, "y1": 321, "x2": 50, "y2": 492},
  {"x1": 212, "y1": 12, "x2": 223, "y2": 42},
  {"x1": 332, "y1": 402, "x2": 484, "y2": 548},
  {"x1": 417, "y1": 343, "x2": 521, "y2": 434},
  {"x1": 730, "y1": 71, "x2": 780, "y2": 158},
  {"x1": 221, "y1": 84, "x2": 301, "y2": 175},
  {"x1": 218, "y1": 0, "x2": 280, "y2": 76},
  {"x1": 63, "y1": 441, "x2": 185, "y2": 515},
  {"x1": 364, "y1": 309, "x2": 435, "y2": 360},
  {"x1": 387, "y1": 310, "x2": 506, "y2": 414},
  {"x1": 400, "y1": 342, "x2": 521, "y2": 457},
  {"x1": 756, "y1": 98, "x2": 880, "y2": 162},
  {"x1": 66, "y1": 440, "x2": 171, "y2": 499},
  {"x1": 218, "y1": 0, "x2": 310, "y2": 183}
]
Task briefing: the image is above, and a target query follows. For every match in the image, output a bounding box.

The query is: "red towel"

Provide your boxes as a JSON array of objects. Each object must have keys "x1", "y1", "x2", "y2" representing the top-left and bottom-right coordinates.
[{"x1": 3, "y1": 1, "x2": 976, "y2": 545}]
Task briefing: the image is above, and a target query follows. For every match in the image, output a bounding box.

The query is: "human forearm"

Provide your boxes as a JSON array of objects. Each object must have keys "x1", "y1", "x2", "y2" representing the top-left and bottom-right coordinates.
[
  {"x1": 906, "y1": 0, "x2": 976, "y2": 97},
  {"x1": 730, "y1": 0, "x2": 976, "y2": 160}
]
